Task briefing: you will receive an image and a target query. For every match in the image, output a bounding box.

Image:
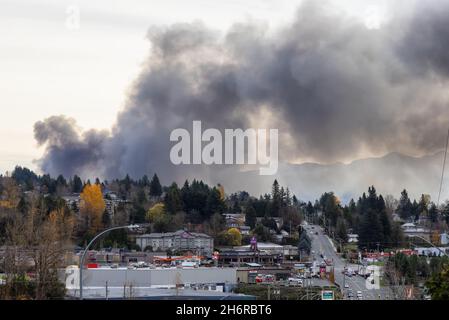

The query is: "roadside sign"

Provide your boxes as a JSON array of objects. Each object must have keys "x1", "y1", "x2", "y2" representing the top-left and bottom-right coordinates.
[{"x1": 321, "y1": 290, "x2": 334, "y2": 300}]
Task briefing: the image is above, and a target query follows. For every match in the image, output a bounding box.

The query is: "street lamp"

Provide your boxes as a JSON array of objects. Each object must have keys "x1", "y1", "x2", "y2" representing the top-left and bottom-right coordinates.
[
  {"x1": 79, "y1": 224, "x2": 141, "y2": 299},
  {"x1": 408, "y1": 235, "x2": 449, "y2": 257}
]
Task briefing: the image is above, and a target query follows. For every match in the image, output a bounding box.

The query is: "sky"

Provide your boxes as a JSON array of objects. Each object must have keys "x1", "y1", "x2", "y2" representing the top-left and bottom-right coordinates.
[{"x1": 0, "y1": 0, "x2": 391, "y2": 174}]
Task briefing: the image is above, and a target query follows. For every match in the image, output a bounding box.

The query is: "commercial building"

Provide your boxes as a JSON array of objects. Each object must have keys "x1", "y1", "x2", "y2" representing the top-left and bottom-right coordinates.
[
  {"x1": 135, "y1": 230, "x2": 214, "y2": 256},
  {"x1": 218, "y1": 249, "x2": 282, "y2": 266},
  {"x1": 217, "y1": 242, "x2": 298, "y2": 266},
  {"x1": 415, "y1": 247, "x2": 449, "y2": 256},
  {"x1": 61, "y1": 266, "x2": 252, "y2": 299}
]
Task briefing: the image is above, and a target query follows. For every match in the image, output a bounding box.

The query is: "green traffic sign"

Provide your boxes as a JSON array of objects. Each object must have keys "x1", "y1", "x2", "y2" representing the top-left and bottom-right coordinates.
[{"x1": 321, "y1": 290, "x2": 334, "y2": 300}]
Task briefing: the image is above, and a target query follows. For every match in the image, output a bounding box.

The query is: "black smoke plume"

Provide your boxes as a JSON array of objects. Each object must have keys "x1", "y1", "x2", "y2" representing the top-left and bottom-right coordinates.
[{"x1": 34, "y1": 0, "x2": 449, "y2": 198}]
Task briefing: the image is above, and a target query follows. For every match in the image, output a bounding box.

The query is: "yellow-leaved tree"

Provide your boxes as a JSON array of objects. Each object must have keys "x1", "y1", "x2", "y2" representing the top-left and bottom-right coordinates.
[
  {"x1": 217, "y1": 184, "x2": 225, "y2": 201},
  {"x1": 147, "y1": 203, "x2": 166, "y2": 222},
  {"x1": 80, "y1": 184, "x2": 105, "y2": 234},
  {"x1": 226, "y1": 227, "x2": 242, "y2": 246}
]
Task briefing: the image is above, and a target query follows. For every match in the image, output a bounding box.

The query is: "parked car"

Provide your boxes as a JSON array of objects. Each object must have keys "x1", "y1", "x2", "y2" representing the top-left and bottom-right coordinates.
[{"x1": 288, "y1": 277, "x2": 303, "y2": 286}]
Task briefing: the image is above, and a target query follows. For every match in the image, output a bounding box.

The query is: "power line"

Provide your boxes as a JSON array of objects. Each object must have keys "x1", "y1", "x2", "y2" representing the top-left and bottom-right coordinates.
[{"x1": 437, "y1": 128, "x2": 449, "y2": 207}]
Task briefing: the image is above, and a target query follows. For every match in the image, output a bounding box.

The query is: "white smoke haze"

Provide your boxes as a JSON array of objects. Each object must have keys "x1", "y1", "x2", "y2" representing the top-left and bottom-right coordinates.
[{"x1": 34, "y1": 0, "x2": 449, "y2": 201}]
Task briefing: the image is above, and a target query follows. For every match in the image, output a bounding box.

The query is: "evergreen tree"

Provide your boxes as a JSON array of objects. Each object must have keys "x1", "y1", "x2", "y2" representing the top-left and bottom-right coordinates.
[
  {"x1": 245, "y1": 205, "x2": 257, "y2": 229},
  {"x1": 417, "y1": 194, "x2": 430, "y2": 221},
  {"x1": 396, "y1": 189, "x2": 413, "y2": 220},
  {"x1": 164, "y1": 183, "x2": 182, "y2": 214},
  {"x1": 429, "y1": 203, "x2": 439, "y2": 224},
  {"x1": 358, "y1": 208, "x2": 383, "y2": 250},
  {"x1": 336, "y1": 218, "x2": 348, "y2": 243},
  {"x1": 411, "y1": 199, "x2": 419, "y2": 221},
  {"x1": 271, "y1": 180, "x2": 281, "y2": 216},
  {"x1": 141, "y1": 175, "x2": 150, "y2": 187},
  {"x1": 205, "y1": 187, "x2": 225, "y2": 217},
  {"x1": 149, "y1": 174, "x2": 162, "y2": 197},
  {"x1": 72, "y1": 175, "x2": 83, "y2": 193},
  {"x1": 378, "y1": 195, "x2": 392, "y2": 245}
]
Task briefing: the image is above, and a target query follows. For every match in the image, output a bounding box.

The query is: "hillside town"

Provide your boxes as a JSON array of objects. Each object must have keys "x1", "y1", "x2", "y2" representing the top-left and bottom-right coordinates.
[{"x1": 0, "y1": 166, "x2": 448, "y2": 300}]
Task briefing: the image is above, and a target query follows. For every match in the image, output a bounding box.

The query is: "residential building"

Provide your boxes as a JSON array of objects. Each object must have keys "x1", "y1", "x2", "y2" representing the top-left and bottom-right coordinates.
[
  {"x1": 401, "y1": 222, "x2": 431, "y2": 241},
  {"x1": 348, "y1": 234, "x2": 359, "y2": 243},
  {"x1": 223, "y1": 213, "x2": 246, "y2": 228},
  {"x1": 238, "y1": 226, "x2": 251, "y2": 235},
  {"x1": 135, "y1": 230, "x2": 214, "y2": 256},
  {"x1": 441, "y1": 233, "x2": 449, "y2": 245}
]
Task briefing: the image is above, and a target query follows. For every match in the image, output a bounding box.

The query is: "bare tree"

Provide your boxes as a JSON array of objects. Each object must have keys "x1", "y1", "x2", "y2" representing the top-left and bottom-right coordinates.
[{"x1": 3, "y1": 194, "x2": 75, "y2": 299}]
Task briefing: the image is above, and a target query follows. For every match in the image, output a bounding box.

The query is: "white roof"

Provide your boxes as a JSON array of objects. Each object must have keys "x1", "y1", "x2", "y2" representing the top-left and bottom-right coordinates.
[{"x1": 402, "y1": 223, "x2": 416, "y2": 227}]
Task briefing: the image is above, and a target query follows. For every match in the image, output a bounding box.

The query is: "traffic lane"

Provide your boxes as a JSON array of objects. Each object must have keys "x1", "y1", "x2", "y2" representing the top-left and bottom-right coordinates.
[
  {"x1": 310, "y1": 229, "x2": 377, "y2": 299},
  {"x1": 312, "y1": 239, "x2": 392, "y2": 298},
  {"x1": 344, "y1": 274, "x2": 391, "y2": 300},
  {"x1": 308, "y1": 225, "x2": 373, "y2": 299}
]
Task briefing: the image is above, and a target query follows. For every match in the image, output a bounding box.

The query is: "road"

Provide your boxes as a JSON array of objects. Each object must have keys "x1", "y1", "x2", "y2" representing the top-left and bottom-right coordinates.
[{"x1": 304, "y1": 223, "x2": 392, "y2": 300}]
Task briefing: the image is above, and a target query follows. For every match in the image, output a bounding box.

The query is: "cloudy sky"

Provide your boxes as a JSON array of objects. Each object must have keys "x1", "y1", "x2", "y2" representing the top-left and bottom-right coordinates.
[{"x1": 0, "y1": 0, "x2": 393, "y2": 174}]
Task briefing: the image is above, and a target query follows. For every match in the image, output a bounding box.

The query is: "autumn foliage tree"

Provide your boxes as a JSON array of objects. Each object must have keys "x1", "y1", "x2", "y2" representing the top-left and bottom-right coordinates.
[
  {"x1": 217, "y1": 228, "x2": 242, "y2": 246},
  {"x1": 147, "y1": 203, "x2": 165, "y2": 223},
  {"x1": 80, "y1": 184, "x2": 105, "y2": 235}
]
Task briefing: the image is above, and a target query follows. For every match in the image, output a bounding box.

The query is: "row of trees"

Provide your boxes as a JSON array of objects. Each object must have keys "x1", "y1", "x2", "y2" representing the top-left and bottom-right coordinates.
[
  {"x1": 0, "y1": 180, "x2": 73, "y2": 299},
  {"x1": 308, "y1": 187, "x2": 404, "y2": 250},
  {"x1": 384, "y1": 252, "x2": 449, "y2": 300},
  {"x1": 305, "y1": 185, "x2": 449, "y2": 250}
]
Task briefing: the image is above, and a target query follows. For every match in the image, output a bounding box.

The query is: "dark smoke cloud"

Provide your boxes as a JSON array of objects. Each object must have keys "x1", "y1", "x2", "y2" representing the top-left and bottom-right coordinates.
[
  {"x1": 399, "y1": 0, "x2": 449, "y2": 77},
  {"x1": 34, "y1": 0, "x2": 449, "y2": 194},
  {"x1": 34, "y1": 116, "x2": 109, "y2": 178}
]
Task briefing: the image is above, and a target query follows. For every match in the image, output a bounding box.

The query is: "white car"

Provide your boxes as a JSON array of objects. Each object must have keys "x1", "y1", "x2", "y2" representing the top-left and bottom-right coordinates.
[
  {"x1": 288, "y1": 277, "x2": 303, "y2": 286},
  {"x1": 344, "y1": 284, "x2": 349, "y2": 288}
]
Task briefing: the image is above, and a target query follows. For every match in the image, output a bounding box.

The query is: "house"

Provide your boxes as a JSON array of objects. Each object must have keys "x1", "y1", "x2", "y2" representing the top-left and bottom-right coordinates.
[
  {"x1": 273, "y1": 230, "x2": 289, "y2": 243},
  {"x1": 392, "y1": 213, "x2": 403, "y2": 223},
  {"x1": 273, "y1": 217, "x2": 283, "y2": 229},
  {"x1": 348, "y1": 234, "x2": 359, "y2": 243},
  {"x1": 135, "y1": 230, "x2": 214, "y2": 256},
  {"x1": 441, "y1": 233, "x2": 449, "y2": 245},
  {"x1": 401, "y1": 222, "x2": 431, "y2": 241},
  {"x1": 62, "y1": 194, "x2": 81, "y2": 209},
  {"x1": 255, "y1": 217, "x2": 283, "y2": 229},
  {"x1": 238, "y1": 226, "x2": 251, "y2": 235},
  {"x1": 223, "y1": 213, "x2": 246, "y2": 228}
]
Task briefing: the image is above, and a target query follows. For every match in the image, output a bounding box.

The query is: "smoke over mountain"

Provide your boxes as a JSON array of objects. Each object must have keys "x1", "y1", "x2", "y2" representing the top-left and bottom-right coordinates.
[{"x1": 34, "y1": 0, "x2": 449, "y2": 198}]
